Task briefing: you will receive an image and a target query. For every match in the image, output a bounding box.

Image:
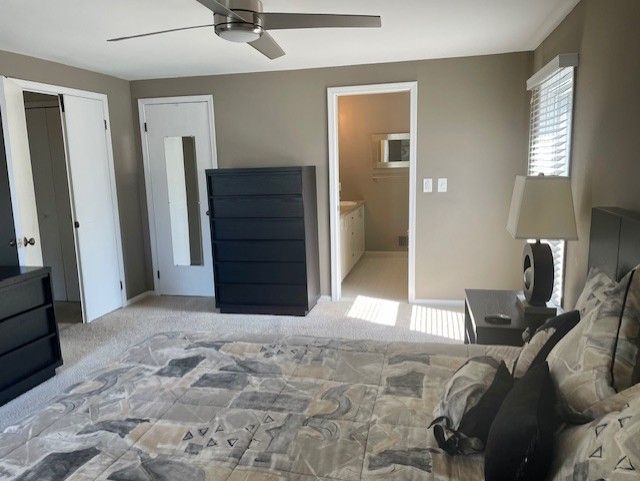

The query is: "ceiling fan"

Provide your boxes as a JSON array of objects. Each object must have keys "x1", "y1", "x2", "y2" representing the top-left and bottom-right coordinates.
[{"x1": 107, "y1": 0, "x2": 381, "y2": 60}]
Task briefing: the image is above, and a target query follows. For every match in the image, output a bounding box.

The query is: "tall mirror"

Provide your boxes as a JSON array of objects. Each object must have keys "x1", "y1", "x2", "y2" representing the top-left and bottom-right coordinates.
[{"x1": 164, "y1": 136, "x2": 203, "y2": 266}]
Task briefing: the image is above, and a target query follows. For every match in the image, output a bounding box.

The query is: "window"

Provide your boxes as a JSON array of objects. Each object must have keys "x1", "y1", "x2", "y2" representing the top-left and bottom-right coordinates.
[
  {"x1": 527, "y1": 56, "x2": 577, "y2": 306},
  {"x1": 527, "y1": 55, "x2": 577, "y2": 305}
]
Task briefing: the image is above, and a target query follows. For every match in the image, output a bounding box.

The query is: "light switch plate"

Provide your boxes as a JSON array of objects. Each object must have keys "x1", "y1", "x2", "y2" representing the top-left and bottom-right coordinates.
[
  {"x1": 438, "y1": 178, "x2": 448, "y2": 192},
  {"x1": 423, "y1": 178, "x2": 433, "y2": 193}
]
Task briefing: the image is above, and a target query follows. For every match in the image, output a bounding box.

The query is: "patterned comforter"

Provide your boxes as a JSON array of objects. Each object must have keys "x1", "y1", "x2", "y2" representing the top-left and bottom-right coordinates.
[{"x1": 0, "y1": 333, "x2": 519, "y2": 481}]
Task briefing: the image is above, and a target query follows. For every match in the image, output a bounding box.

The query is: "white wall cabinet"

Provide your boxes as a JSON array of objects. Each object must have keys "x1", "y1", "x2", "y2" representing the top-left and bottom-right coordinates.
[{"x1": 341, "y1": 205, "x2": 365, "y2": 280}]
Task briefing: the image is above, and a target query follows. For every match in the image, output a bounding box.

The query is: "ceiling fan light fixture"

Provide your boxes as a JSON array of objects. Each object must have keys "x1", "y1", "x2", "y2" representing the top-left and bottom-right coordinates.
[{"x1": 215, "y1": 22, "x2": 263, "y2": 43}]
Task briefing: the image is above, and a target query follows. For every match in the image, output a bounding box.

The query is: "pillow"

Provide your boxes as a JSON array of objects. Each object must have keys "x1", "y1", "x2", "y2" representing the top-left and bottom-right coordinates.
[
  {"x1": 613, "y1": 267, "x2": 640, "y2": 391},
  {"x1": 484, "y1": 362, "x2": 558, "y2": 481},
  {"x1": 574, "y1": 267, "x2": 617, "y2": 316},
  {"x1": 547, "y1": 268, "x2": 637, "y2": 416},
  {"x1": 513, "y1": 310, "x2": 581, "y2": 378},
  {"x1": 547, "y1": 301, "x2": 619, "y2": 415},
  {"x1": 585, "y1": 382, "x2": 640, "y2": 420},
  {"x1": 431, "y1": 357, "x2": 513, "y2": 455},
  {"x1": 547, "y1": 397, "x2": 640, "y2": 481}
]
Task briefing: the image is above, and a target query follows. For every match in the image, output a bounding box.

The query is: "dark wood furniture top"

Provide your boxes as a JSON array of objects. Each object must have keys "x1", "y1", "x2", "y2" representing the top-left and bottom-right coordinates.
[
  {"x1": 206, "y1": 166, "x2": 321, "y2": 316},
  {"x1": 464, "y1": 289, "x2": 528, "y2": 346},
  {"x1": 0, "y1": 266, "x2": 62, "y2": 406}
]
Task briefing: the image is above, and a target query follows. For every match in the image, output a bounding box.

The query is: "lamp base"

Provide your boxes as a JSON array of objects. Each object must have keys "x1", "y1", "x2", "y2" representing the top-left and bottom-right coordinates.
[{"x1": 522, "y1": 241, "x2": 554, "y2": 306}]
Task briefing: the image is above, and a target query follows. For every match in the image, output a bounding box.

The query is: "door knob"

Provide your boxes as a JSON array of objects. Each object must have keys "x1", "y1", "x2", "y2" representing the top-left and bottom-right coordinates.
[
  {"x1": 8, "y1": 239, "x2": 16, "y2": 247},
  {"x1": 23, "y1": 237, "x2": 36, "y2": 246}
]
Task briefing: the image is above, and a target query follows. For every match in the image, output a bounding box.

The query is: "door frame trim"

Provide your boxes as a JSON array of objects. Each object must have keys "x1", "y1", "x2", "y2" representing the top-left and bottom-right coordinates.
[
  {"x1": 327, "y1": 81, "x2": 418, "y2": 302},
  {"x1": 137, "y1": 95, "x2": 218, "y2": 295},
  {"x1": 0, "y1": 77, "x2": 127, "y2": 319}
]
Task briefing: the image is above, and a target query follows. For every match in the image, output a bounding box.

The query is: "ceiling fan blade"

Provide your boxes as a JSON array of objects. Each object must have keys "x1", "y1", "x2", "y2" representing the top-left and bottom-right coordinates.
[
  {"x1": 249, "y1": 32, "x2": 285, "y2": 59},
  {"x1": 194, "y1": 0, "x2": 251, "y2": 22},
  {"x1": 107, "y1": 24, "x2": 214, "y2": 42},
  {"x1": 261, "y1": 13, "x2": 381, "y2": 30}
]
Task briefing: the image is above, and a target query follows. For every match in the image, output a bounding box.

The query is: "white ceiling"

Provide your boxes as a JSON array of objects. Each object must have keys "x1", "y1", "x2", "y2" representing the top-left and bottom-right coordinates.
[{"x1": 0, "y1": 0, "x2": 580, "y2": 80}]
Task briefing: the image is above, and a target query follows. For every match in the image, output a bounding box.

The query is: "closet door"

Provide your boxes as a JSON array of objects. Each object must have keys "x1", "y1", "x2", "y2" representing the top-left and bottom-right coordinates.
[
  {"x1": 0, "y1": 77, "x2": 42, "y2": 265},
  {"x1": 62, "y1": 95, "x2": 123, "y2": 322},
  {"x1": 141, "y1": 99, "x2": 215, "y2": 296},
  {"x1": 0, "y1": 114, "x2": 18, "y2": 265}
]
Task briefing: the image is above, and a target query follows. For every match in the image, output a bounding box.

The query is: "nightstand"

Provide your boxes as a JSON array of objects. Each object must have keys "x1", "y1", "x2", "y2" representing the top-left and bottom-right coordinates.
[{"x1": 464, "y1": 289, "x2": 558, "y2": 346}]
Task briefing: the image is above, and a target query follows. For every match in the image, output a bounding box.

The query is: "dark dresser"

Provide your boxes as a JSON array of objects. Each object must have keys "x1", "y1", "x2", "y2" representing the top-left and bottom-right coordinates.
[
  {"x1": 0, "y1": 266, "x2": 62, "y2": 405},
  {"x1": 206, "y1": 166, "x2": 321, "y2": 316}
]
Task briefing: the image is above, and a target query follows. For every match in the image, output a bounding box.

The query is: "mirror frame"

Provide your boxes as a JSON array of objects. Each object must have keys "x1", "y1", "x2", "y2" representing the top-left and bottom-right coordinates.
[{"x1": 372, "y1": 133, "x2": 410, "y2": 169}]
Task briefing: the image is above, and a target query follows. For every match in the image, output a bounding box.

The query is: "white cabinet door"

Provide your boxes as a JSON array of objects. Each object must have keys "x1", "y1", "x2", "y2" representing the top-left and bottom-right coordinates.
[
  {"x1": 340, "y1": 215, "x2": 349, "y2": 280},
  {"x1": 355, "y1": 206, "x2": 365, "y2": 260},
  {"x1": 347, "y1": 211, "x2": 356, "y2": 272}
]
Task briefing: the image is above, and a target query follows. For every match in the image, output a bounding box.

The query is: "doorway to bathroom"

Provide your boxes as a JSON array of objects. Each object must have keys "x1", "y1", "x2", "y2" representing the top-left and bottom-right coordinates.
[{"x1": 327, "y1": 82, "x2": 417, "y2": 303}]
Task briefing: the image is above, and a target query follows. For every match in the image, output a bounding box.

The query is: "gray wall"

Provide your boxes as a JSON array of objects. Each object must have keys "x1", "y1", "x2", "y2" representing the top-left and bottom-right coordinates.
[
  {"x1": 339, "y1": 92, "x2": 410, "y2": 252},
  {"x1": 131, "y1": 52, "x2": 532, "y2": 299},
  {"x1": 0, "y1": 50, "x2": 148, "y2": 298},
  {"x1": 534, "y1": 0, "x2": 640, "y2": 307}
]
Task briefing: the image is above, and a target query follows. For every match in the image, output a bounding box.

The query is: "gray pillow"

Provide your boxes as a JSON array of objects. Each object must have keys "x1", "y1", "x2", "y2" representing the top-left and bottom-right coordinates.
[
  {"x1": 614, "y1": 266, "x2": 640, "y2": 391},
  {"x1": 547, "y1": 396, "x2": 640, "y2": 480},
  {"x1": 574, "y1": 267, "x2": 616, "y2": 316},
  {"x1": 549, "y1": 267, "x2": 639, "y2": 416}
]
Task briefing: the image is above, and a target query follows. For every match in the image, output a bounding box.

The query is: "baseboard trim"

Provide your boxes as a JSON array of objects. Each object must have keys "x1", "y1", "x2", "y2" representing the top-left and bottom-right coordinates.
[
  {"x1": 126, "y1": 290, "x2": 156, "y2": 306},
  {"x1": 364, "y1": 251, "x2": 408, "y2": 258},
  {"x1": 412, "y1": 298, "x2": 465, "y2": 308}
]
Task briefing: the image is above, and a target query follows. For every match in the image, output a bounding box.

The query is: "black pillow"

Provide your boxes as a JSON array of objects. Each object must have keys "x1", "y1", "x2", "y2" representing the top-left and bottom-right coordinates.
[
  {"x1": 457, "y1": 361, "x2": 513, "y2": 445},
  {"x1": 528, "y1": 310, "x2": 581, "y2": 368},
  {"x1": 484, "y1": 362, "x2": 557, "y2": 481},
  {"x1": 431, "y1": 360, "x2": 513, "y2": 456},
  {"x1": 513, "y1": 310, "x2": 581, "y2": 378}
]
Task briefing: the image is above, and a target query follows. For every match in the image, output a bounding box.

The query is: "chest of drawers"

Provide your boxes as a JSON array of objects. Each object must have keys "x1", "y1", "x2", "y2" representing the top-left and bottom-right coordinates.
[
  {"x1": 0, "y1": 266, "x2": 62, "y2": 405},
  {"x1": 206, "y1": 167, "x2": 320, "y2": 316}
]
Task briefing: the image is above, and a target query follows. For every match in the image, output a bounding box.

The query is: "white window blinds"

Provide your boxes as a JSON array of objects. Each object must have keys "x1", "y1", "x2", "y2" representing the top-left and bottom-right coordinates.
[{"x1": 527, "y1": 63, "x2": 576, "y2": 306}]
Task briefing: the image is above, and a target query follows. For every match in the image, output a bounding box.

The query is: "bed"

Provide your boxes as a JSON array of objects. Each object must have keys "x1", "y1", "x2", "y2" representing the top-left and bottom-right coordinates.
[{"x1": 0, "y1": 207, "x2": 638, "y2": 481}]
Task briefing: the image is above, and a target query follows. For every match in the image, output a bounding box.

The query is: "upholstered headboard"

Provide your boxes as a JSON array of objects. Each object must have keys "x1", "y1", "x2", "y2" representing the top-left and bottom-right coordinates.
[{"x1": 588, "y1": 207, "x2": 640, "y2": 282}]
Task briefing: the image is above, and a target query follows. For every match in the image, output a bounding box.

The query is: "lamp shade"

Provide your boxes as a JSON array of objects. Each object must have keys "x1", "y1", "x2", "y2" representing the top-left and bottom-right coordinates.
[{"x1": 506, "y1": 175, "x2": 578, "y2": 240}]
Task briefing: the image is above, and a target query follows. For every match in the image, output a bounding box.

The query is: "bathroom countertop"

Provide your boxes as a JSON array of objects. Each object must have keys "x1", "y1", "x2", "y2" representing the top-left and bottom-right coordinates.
[{"x1": 340, "y1": 200, "x2": 365, "y2": 216}]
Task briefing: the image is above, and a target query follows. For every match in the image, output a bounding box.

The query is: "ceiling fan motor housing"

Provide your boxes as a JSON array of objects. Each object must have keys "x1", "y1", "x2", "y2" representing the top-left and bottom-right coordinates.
[{"x1": 214, "y1": 0, "x2": 264, "y2": 43}]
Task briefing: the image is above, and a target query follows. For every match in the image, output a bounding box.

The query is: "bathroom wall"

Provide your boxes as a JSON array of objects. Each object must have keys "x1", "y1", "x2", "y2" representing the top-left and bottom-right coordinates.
[{"x1": 338, "y1": 92, "x2": 410, "y2": 251}]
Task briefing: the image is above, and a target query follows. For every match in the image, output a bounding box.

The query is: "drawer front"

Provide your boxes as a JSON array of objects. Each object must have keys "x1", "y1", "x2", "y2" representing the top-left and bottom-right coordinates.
[
  {"x1": 217, "y1": 284, "x2": 307, "y2": 307},
  {"x1": 0, "y1": 337, "x2": 60, "y2": 391},
  {"x1": 216, "y1": 262, "x2": 306, "y2": 285},
  {"x1": 212, "y1": 196, "x2": 303, "y2": 218},
  {"x1": 214, "y1": 241, "x2": 305, "y2": 262},
  {"x1": 212, "y1": 219, "x2": 305, "y2": 240},
  {"x1": 209, "y1": 172, "x2": 301, "y2": 196},
  {"x1": 0, "y1": 276, "x2": 50, "y2": 320},
  {"x1": 0, "y1": 306, "x2": 55, "y2": 354}
]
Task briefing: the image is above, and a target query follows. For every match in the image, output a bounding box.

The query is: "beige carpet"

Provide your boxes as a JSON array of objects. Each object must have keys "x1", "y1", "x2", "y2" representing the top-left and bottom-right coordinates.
[{"x1": 0, "y1": 294, "x2": 465, "y2": 430}]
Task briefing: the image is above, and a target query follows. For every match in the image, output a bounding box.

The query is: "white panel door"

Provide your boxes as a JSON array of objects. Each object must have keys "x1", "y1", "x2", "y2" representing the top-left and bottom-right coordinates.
[
  {"x1": 62, "y1": 95, "x2": 123, "y2": 321},
  {"x1": 142, "y1": 100, "x2": 215, "y2": 296},
  {"x1": 0, "y1": 76, "x2": 43, "y2": 265}
]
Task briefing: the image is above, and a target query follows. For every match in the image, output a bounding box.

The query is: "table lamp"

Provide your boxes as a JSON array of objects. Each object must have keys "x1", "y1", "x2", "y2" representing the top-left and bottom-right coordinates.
[{"x1": 506, "y1": 175, "x2": 577, "y2": 306}]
